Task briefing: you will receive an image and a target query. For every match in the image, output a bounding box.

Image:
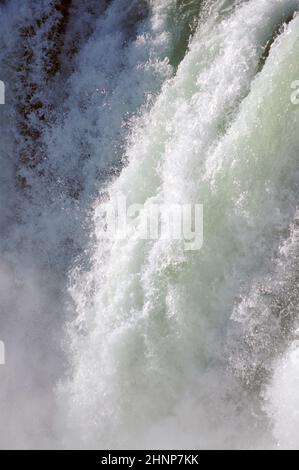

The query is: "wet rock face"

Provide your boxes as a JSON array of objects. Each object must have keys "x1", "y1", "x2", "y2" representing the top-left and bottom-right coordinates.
[
  {"x1": 16, "y1": 1, "x2": 72, "y2": 175},
  {"x1": 15, "y1": 0, "x2": 110, "y2": 185},
  {"x1": 258, "y1": 12, "x2": 296, "y2": 71},
  {"x1": 169, "y1": 0, "x2": 204, "y2": 69},
  {"x1": 44, "y1": 0, "x2": 73, "y2": 79},
  {"x1": 122, "y1": 0, "x2": 149, "y2": 40},
  {"x1": 229, "y1": 214, "x2": 299, "y2": 392},
  {"x1": 14, "y1": 0, "x2": 149, "y2": 191}
]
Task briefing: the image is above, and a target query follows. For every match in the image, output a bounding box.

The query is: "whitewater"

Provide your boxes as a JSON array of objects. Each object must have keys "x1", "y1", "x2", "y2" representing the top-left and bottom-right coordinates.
[{"x1": 0, "y1": 0, "x2": 299, "y2": 449}]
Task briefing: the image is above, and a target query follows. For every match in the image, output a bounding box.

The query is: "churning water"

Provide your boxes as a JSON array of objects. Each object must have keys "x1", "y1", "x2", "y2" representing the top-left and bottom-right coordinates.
[{"x1": 0, "y1": 0, "x2": 299, "y2": 449}]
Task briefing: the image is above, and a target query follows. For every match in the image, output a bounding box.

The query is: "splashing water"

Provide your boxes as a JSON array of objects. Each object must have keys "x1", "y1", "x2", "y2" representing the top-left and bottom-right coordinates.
[{"x1": 0, "y1": 0, "x2": 299, "y2": 449}]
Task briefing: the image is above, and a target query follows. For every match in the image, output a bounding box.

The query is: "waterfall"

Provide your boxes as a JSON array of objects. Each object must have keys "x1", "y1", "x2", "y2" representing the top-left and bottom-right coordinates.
[{"x1": 0, "y1": 0, "x2": 299, "y2": 449}]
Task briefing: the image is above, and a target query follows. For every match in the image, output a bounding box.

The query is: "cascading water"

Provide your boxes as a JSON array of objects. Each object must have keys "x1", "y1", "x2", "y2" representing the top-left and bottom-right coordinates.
[{"x1": 0, "y1": 0, "x2": 299, "y2": 449}]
